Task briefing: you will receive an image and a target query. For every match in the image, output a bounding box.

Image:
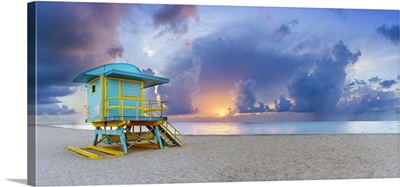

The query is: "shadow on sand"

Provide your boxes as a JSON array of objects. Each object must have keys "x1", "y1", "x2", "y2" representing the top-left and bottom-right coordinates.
[{"x1": 6, "y1": 179, "x2": 27, "y2": 185}]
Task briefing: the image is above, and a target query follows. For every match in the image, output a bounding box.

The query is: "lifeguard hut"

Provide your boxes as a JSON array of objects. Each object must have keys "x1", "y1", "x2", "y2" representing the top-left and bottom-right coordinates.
[{"x1": 67, "y1": 63, "x2": 183, "y2": 160}]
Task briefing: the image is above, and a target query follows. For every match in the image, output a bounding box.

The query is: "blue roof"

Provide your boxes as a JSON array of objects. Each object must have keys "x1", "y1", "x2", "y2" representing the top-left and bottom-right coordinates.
[{"x1": 73, "y1": 63, "x2": 169, "y2": 88}]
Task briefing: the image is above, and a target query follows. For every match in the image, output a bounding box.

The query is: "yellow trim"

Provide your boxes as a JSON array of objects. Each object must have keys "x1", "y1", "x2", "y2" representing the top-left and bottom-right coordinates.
[
  {"x1": 67, "y1": 145, "x2": 125, "y2": 160},
  {"x1": 140, "y1": 81, "x2": 144, "y2": 115},
  {"x1": 160, "y1": 123, "x2": 184, "y2": 146},
  {"x1": 87, "y1": 77, "x2": 100, "y2": 84},
  {"x1": 118, "y1": 79, "x2": 122, "y2": 116},
  {"x1": 99, "y1": 75, "x2": 104, "y2": 121},
  {"x1": 144, "y1": 107, "x2": 167, "y2": 111},
  {"x1": 108, "y1": 106, "x2": 142, "y2": 109},
  {"x1": 92, "y1": 120, "x2": 130, "y2": 127},
  {"x1": 107, "y1": 96, "x2": 142, "y2": 100},
  {"x1": 104, "y1": 77, "x2": 108, "y2": 118},
  {"x1": 103, "y1": 77, "x2": 144, "y2": 117}
]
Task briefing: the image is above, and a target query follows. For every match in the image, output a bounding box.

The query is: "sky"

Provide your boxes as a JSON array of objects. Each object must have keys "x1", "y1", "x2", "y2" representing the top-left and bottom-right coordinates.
[{"x1": 30, "y1": 1, "x2": 400, "y2": 124}]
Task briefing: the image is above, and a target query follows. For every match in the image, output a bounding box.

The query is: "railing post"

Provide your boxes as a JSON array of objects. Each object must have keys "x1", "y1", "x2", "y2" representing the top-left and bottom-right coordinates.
[
  {"x1": 121, "y1": 99, "x2": 124, "y2": 120},
  {"x1": 149, "y1": 100, "x2": 152, "y2": 120},
  {"x1": 106, "y1": 100, "x2": 109, "y2": 118},
  {"x1": 161, "y1": 101, "x2": 163, "y2": 118},
  {"x1": 136, "y1": 100, "x2": 138, "y2": 121}
]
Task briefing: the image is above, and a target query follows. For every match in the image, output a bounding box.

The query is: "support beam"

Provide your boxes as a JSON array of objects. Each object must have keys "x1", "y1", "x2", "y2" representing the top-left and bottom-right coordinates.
[
  {"x1": 154, "y1": 126, "x2": 164, "y2": 149},
  {"x1": 119, "y1": 128, "x2": 128, "y2": 154},
  {"x1": 93, "y1": 126, "x2": 129, "y2": 154}
]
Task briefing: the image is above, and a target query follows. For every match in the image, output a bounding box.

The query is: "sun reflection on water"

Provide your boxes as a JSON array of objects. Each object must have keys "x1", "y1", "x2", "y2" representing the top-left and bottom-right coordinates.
[{"x1": 187, "y1": 122, "x2": 241, "y2": 135}]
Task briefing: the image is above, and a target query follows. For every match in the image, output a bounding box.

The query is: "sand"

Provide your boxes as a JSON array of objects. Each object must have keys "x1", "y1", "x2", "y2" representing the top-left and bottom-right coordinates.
[{"x1": 34, "y1": 125, "x2": 399, "y2": 186}]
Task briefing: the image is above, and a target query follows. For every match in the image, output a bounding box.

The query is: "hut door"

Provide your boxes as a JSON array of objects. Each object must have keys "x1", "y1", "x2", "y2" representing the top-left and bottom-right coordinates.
[
  {"x1": 106, "y1": 78, "x2": 119, "y2": 117},
  {"x1": 121, "y1": 80, "x2": 142, "y2": 116}
]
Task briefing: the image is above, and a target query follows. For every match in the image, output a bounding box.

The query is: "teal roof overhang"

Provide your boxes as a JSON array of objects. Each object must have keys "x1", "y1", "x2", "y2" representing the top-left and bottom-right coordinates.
[{"x1": 73, "y1": 63, "x2": 169, "y2": 88}]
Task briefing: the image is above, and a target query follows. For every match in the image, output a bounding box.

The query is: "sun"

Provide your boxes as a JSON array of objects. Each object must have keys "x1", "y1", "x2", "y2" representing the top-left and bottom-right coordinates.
[
  {"x1": 215, "y1": 109, "x2": 229, "y2": 117},
  {"x1": 193, "y1": 88, "x2": 234, "y2": 118}
]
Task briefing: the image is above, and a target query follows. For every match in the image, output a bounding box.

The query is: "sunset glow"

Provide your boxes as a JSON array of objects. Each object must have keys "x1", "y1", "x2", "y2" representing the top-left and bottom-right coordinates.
[{"x1": 193, "y1": 88, "x2": 234, "y2": 116}]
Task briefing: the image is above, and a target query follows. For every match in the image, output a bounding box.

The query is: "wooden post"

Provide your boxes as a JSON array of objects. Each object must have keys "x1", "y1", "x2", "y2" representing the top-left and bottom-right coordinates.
[
  {"x1": 154, "y1": 126, "x2": 164, "y2": 149},
  {"x1": 119, "y1": 127, "x2": 128, "y2": 155}
]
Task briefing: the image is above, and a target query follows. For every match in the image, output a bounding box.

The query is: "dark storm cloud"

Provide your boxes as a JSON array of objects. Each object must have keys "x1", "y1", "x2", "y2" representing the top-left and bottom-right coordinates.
[
  {"x1": 287, "y1": 41, "x2": 361, "y2": 113},
  {"x1": 37, "y1": 86, "x2": 76, "y2": 104},
  {"x1": 159, "y1": 25, "x2": 398, "y2": 118},
  {"x1": 368, "y1": 76, "x2": 382, "y2": 83},
  {"x1": 158, "y1": 58, "x2": 201, "y2": 115},
  {"x1": 233, "y1": 79, "x2": 268, "y2": 113},
  {"x1": 379, "y1": 79, "x2": 397, "y2": 89},
  {"x1": 34, "y1": 2, "x2": 134, "y2": 115},
  {"x1": 348, "y1": 79, "x2": 367, "y2": 87},
  {"x1": 152, "y1": 5, "x2": 199, "y2": 37},
  {"x1": 283, "y1": 39, "x2": 399, "y2": 117},
  {"x1": 141, "y1": 68, "x2": 156, "y2": 75},
  {"x1": 233, "y1": 79, "x2": 266, "y2": 113},
  {"x1": 190, "y1": 26, "x2": 314, "y2": 89},
  {"x1": 153, "y1": 17, "x2": 398, "y2": 118},
  {"x1": 107, "y1": 46, "x2": 125, "y2": 59},
  {"x1": 274, "y1": 95, "x2": 292, "y2": 112},
  {"x1": 338, "y1": 83, "x2": 398, "y2": 114},
  {"x1": 37, "y1": 104, "x2": 76, "y2": 115},
  {"x1": 232, "y1": 80, "x2": 293, "y2": 113},
  {"x1": 376, "y1": 24, "x2": 399, "y2": 44},
  {"x1": 159, "y1": 24, "x2": 315, "y2": 114},
  {"x1": 37, "y1": 2, "x2": 132, "y2": 57}
]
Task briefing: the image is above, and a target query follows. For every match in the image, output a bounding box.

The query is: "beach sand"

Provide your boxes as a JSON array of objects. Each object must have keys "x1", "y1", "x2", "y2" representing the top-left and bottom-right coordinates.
[{"x1": 35, "y1": 125, "x2": 399, "y2": 186}]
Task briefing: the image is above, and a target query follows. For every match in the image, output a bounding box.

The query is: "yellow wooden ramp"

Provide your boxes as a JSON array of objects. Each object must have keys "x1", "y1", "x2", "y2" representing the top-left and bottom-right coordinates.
[{"x1": 67, "y1": 145, "x2": 125, "y2": 160}]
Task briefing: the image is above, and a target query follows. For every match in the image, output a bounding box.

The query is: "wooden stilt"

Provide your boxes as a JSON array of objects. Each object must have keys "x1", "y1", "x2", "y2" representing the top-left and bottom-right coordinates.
[{"x1": 154, "y1": 126, "x2": 164, "y2": 149}]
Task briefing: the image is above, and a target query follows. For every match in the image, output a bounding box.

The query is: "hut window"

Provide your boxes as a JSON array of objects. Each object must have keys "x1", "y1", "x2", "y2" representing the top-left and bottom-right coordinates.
[{"x1": 91, "y1": 84, "x2": 96, "y2": 94}]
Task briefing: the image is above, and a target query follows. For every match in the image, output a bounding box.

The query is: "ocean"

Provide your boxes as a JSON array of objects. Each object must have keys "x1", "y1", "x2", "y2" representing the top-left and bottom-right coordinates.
[{"x1": 45, "y1": 121, "x2": 400, "y2": 135}]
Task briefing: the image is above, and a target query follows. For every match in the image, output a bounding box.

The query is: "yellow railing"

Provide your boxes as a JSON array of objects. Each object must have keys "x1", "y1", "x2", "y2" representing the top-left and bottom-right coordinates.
[
  {"x1": 105, "y1": 97, "x2": 168, "y2": 119},
  {"x1": 86, "y1": 97, "x2": 182, "y2": 137},
  {"x1": 163, "y1": 121, "x2": 182, "y2": 136},
  {"x1": 105, "y1": 96, "x2": 142, "y2": 120},
  {"x1": 143, "y1": 100, "x2": 168, "y2": 118},
  {"x1": 143, "y1": 101, "x2": 182, "y2": 136}
]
